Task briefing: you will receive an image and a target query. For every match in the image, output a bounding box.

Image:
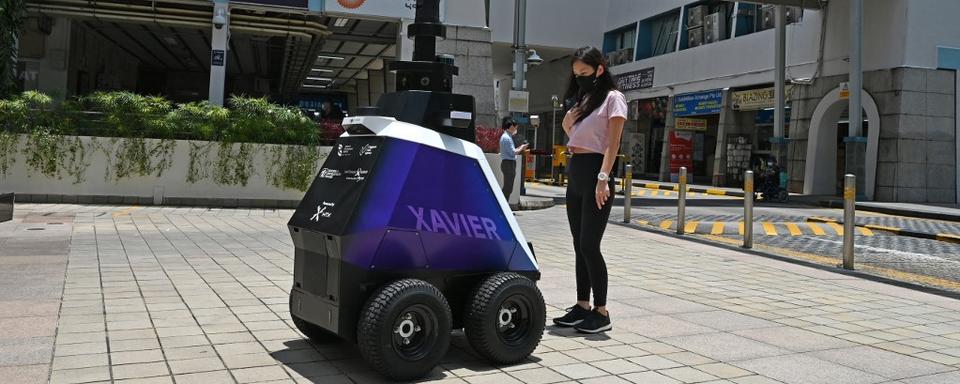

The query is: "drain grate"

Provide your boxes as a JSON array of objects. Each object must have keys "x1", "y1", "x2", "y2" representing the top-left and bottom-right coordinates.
[{"x1": 26, "y1": 227, "x2": 45, "y2": 231}]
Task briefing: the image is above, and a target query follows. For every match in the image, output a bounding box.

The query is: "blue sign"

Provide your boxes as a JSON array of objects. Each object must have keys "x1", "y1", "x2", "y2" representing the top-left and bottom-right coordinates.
[{"x1": 673, "y1": 90, "x2": 723, "y2": 117}]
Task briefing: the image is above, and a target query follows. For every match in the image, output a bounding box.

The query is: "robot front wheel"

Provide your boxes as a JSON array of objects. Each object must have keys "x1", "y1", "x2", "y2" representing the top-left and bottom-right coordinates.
[{"x1": 357, "y1": 279, "x2": 453, "y2": 381}]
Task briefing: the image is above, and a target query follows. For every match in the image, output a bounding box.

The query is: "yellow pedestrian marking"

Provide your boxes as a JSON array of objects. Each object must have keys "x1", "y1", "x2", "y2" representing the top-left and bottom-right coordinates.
[
  {"x1": 857, "y1": 227, "x2": 874, "y2": 236},
  {"x1": 711, "y1": 222, "x2": 725, "y2": 235},
  {"x1": 785, "y1": 223, "x2": 803, "y2": 236},
  {"x1": 664, "y1": 191, "x2": 674, "y2": 197},
  {"x1": 937, "y1": 234, "x2": 960, "y2": 244},
  {"x1": 825, "y1": 222, "x2": 844, "y2": 235},
  {"x1": 806, "y1": 222, "x2": 827, "y2": 235},
  {"x1": 636, "y1": 220, "x2": 649, "y2": 226},
  {"x1": 738, "y1": 222, "x2": 745, "y2": 235},
  {"x1": 659, "y1": 220, "x2": 673, "y2": 230},
  {"x1": 644, "y1": 183, "x2": 659, "y2": 190},
  {"x1": 635, "y1": 190, "x2": 647, "y2": 197},
  {"x1": 762, "y1": 222, "x2": 778, "y2": 236},
  {"x1": 706, "y1": 188, "x2": 726, "y2": 196},
  {"x1": 866, "y1": 224, "x2": 900, "y2": 233},
  {"x1": 112, "y1": 206, "x2": 141, "y2": 217},
  {"x1": 684, "y1": 221, "x2": 699, "y2": 234},
  {"x1": 651, "y1": 190, "x2": 660, "y2": 197}
]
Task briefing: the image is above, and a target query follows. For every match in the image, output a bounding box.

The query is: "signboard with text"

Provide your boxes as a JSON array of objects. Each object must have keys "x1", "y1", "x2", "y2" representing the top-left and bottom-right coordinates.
[
  {"x1": 616, "y1": 67, "x2": 655, "y2": 91},
  {"x1": 673, "y1": 90, "x2": 723, "y2": 116},
  {"x1": 675, "y1": 117, "x2": 708, "y2": 131},
  {"x1": 731, "y1": 85, "x2": 794, "y2": 110},
  {"x1": 325, "y1": 0, "x2": 445, "y2": 20}
]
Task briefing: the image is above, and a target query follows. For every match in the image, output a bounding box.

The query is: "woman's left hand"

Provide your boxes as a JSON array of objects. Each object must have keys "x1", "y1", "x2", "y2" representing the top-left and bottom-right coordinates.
[{"x1": 595, "y1": 179, "x2": 610, "y2": 210}]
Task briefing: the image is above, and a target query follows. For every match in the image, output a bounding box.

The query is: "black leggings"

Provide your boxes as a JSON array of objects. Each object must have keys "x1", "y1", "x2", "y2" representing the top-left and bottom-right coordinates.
[{"x1": 566, "y1": 153, "x2": 615, "y2": 308}]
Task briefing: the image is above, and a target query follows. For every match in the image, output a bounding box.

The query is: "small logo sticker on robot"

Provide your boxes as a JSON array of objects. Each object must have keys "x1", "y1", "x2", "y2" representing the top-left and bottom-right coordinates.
[
  {"x1": 310, "y1": 202, "x2": 335, "y2": 222},
  {"x1": 360, "y1": 144, "x2": 378, "y2": 156},
  {"x1": 319, "y1": 168, "x2": 341, "y2": 179},
  {"x1": 337, "y1": 144, "x2": 354, "y2": 157},
  {"x1": 345, "y1": 168, "x2": 369, "y2": 182}
]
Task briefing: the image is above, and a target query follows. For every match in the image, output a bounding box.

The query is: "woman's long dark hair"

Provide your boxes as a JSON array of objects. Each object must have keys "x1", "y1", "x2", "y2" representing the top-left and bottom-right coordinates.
[{"x1": 563, "y1": 46, "x2": 619, "y2": 124}]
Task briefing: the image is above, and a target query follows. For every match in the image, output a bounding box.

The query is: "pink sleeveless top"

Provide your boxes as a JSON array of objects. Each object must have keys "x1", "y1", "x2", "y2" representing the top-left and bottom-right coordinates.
[{"x1": 567, "y1": 90, "x2": 628, "y2": 154}]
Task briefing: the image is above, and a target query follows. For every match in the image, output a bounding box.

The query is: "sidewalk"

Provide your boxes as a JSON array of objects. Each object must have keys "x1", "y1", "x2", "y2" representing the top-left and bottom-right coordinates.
[{"x1": 4, "y1": 203, "x2": 960, "y2": 383}]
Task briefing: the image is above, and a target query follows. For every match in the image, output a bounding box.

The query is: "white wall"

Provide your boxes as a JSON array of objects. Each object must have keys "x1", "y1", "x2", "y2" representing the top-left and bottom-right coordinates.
[
  {"x1": 490, "y1": 0, "x2": 606, "y2": 49},
  {"x1": 904, "y1": 0, "x2": 960, "y2": 69},
  {"x1": 444, "y1": 0, "x2": 487, "y2": 28}
]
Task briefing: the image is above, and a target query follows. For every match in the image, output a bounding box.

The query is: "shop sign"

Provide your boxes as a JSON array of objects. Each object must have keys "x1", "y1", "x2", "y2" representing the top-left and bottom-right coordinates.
[
  {"x1": 839, "y1": 82, "x2": 850, "y2": 100},
  {"x1": 731, "y1": 85, "x2": 794, "y2": 110},
  {"x1": 673, "y1": 90, "x2": 723, "y2": 116},
  {"x1": 325, "y1": 0, "x2": 444, "y2": 20},
  {"x1": 675, "y1": 117, "x2": 707, "y2": 131},
  {"x1": 616, "y1": 67, "x2": 655, "y2": 91}
]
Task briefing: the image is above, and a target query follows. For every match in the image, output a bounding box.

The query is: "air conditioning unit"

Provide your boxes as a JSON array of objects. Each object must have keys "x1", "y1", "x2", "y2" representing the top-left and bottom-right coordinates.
[
  {"x1": 687, "y1": 26, "x2": 704, "y2": 48},
  {"x1": 762, "y1": 5, "x2": 801, "y2": 30},
  {"x1": 704, "y1": 12, "x2": 726, "y2": 43},
  {"x1": 687, "y1": 5, "x2": 704, "y2": 28}
]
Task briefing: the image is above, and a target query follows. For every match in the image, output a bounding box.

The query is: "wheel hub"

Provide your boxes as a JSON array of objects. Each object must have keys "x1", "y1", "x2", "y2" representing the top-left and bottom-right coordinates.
[{"x1": 498, "y1": 306, "x2": 517, "y2": 328}]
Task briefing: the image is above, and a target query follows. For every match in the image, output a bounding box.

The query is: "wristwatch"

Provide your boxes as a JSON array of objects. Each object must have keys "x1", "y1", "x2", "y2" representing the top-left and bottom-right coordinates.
[{"x1": 597, "y1": 172, "x2": 609, "y2": 181}]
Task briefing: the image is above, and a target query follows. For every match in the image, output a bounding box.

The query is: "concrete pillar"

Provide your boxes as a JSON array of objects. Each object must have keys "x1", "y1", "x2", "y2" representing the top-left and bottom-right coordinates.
[
  {"x1": 368, "y1": 69, "x2": 385, "y2": 104},
  {"x1": 208, "y1": 1, "x2": 230, "y2": 106},
  {"x1": 397, "y1": 19, "x2": 414, "y2": 62},
  {"x1": 659, "y1": 96, "x2": 675, "y2": 181},
  {"x1": 712, "y1": 89, "x2": 732, "y2": 186},
  {"x1": 22, "y1": 17, "x2": 71, "y2": 100}
]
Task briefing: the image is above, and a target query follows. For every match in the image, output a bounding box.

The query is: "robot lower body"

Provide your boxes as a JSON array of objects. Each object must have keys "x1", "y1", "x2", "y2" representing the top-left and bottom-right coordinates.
[{"x1": 287, "y1": 116, "x2": 546, "y2": 381}]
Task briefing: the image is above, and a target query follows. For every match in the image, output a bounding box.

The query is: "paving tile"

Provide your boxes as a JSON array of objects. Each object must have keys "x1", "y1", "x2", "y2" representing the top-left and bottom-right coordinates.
[
  {"x1": 657, "y1": 366, "x2": 720, "y2": 383},
  {"x1": 808, "y1": 346, "x2": 953, "y2": 380},
  {"x1": 508, "y1": 367, "x2": 575, "y2": 384},
  {"x1": 619, "y1": 315, "x2": 716, "y2": 338},
  {"x1": 675, "y1": 311, "x2": 780, "y2": 331},
  {"x1": 627, "y1": 355, "x2": 685, "y2": 370},
  {"x1": 112, "y1": 361, "x2": 170, "y2": 380},
  {"x1": 662, "y1": 333, "x2": 789, "y2": 362},
  {"x1": 51, "y1": 353, "x2": 109, "y2": 371},
  {"x1": 113, "y1": 377, "x2": 174, "y2": 384},
  {"x1": 464, "y1": 373, "x2": 524, "y2": 384},
  {"x1": 168, "y1": 357, "x2": 226, "y2": 375},
  {"x1": 901, "y1": 371, "x2": 960, "y2": 384},
  {"x1": 0, "y1": 364, "x2": 49, "y2": 384},
  {"x1": 233, "y1": 365, "x2": 290, "y2": 383},
  {"x1": 732, "y1": 327, "x2": 855, "y2": 352},
  {"x1": 550, "y1": 363, "x2": 608, "y2": 380},
  {"x1": 621, "y1": 371, "x2": 682, "y2": 384},
  {"x1": 579, "y1": 376, "x2": 632, "y2": 384},
  {"x1": 694, "y1": 363, "x2": 755, "y2": 379},
  {"x1": 111, "y1": 349, "x2": 165, "y2": 365},
  {"x1": 173, "y1": 370, "x2": 235, "y2": 384},
  {"x1": 735, "y1": 354, "x2": 886, "y2": 384},
  {"x1": 49, "y1": 366, "x2": 111, "y2": 384}
]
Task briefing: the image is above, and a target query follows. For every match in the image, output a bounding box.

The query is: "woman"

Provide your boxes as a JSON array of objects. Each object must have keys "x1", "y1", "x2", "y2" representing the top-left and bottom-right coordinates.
[{"x1": 552, "y1": 46, "x2": 626, "y2": 334}]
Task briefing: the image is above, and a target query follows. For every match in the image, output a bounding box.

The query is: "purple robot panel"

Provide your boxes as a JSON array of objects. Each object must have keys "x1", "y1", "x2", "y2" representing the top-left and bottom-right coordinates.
[{"x1": 290, "y1": 135, "x2": 535, "y2": 273}]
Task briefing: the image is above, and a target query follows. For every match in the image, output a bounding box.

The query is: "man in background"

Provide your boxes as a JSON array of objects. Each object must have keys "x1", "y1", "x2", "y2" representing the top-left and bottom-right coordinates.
[{"x1": 499, "y1": 117, "x2": 528, "y2": 203}]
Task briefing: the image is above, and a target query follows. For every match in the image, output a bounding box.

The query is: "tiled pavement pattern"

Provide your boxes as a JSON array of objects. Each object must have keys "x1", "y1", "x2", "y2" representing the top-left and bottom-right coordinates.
[{"x1": 4, "y1": 204, "x2": 960, "y2": 383}]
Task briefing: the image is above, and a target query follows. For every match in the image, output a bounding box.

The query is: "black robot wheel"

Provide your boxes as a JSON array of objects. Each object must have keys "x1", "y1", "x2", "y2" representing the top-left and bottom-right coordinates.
[
  {"x1": 464, "y1": 272, "x2": 546, "y2": 364},
  {"x1": 357, "y1": 279, "x2": 452, "y2": 381},
  {"x1": 289, "y1": 295, "x2": 339, "y2": 343}
]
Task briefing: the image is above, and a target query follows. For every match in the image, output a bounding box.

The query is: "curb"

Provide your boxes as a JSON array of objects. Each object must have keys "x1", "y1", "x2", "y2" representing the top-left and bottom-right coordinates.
[
  {"x1": 634, "y1": 181, "x2": 745, "y2": 198},
  {"x1": 818, "y1": 200, "x2": 960, "y2": 222},
  {"x1": 806, "y1": 216, "x2": 960, "y2": 244}
]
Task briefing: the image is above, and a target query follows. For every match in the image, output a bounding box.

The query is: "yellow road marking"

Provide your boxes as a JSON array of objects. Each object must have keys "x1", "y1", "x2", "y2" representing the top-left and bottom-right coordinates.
[
  {"x1": 664, "y1": 191, "x2": 674, "y2": 197},
  {"x1": 684, "y1": 221, "x2": 699, "y2": 234},
  {"x1": 659, "y1": 220, "x2": 673, "y2": 230},
  {"x1": 636, "y1": 220, "x2": 649, "y2": 226},
  {"x1": 635, "y1": 190, "x2": 648, "y2": 197},
  {"x1": 937, "y1": 234, "x2": 960, "y2": 244},
  {"x1": 785, "y1": 223, "x2": 803, "y2": 236},
  {"x1": 865, "y1": 224, "x2": 900, "y2": 233},
  {"x1": 644, "y1": 183, "x2": 659, "y2": 190},
  {"x1": 738, "y1": 222, "x2": 745, "y2": 235},
  {"x1": 762, "y1": 222, "x2": 778, "y2": 236},
  {"x1": 706, "y1": 188, "x2": 726, "y2": 196},
  {"x1": 857, "y1": 227, "x2": 875, "y2": 236},
  {"x1": 651, "y1": 190, "x2": 660, "y2": 197},
  {"x1": 711, "y1": 222, "x2": 725, "y2": 235},
  {"x1": 825, "y1": 222, "x2": 844, "y2": 236},
  {"x1": 806, "y1": 222, "x2": 827, "y2": 235},
  {"x1": 700, "y1": 234, "x2": 960, "y2": 292}
]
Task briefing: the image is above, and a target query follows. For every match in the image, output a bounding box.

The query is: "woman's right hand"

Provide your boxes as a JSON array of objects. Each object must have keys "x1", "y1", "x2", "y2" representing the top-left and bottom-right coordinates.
[{"x1": 562, "y1": 107, "x2": 581, "y2": 133}]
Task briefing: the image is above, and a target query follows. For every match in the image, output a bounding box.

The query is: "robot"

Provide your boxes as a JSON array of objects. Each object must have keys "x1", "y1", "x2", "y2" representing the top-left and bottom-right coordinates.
[{"x1": 287, "y1": 0, "x2": 545, "y2": 380}]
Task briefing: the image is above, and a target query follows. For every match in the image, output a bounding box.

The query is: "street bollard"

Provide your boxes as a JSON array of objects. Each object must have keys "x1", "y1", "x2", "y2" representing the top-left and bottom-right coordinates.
[
  {"x1": 743, "y1": 171, "x2": 754, "y2": 249},
  {"x1": 677, "y1": 167, "x2": 687, "y2": 235},
  {"x1": 843, "y1": 174, "x2": 856, "y2": 270},
  {"x1": 624, "y1": 164, "x2": 632, "y2": 223}
]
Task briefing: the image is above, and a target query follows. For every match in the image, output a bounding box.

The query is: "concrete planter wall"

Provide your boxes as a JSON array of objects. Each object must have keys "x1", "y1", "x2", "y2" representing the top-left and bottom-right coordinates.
[
  {"x1": 1, "y1": 135, "x2": 520, "y2": 208},
  {"x1": 1, "y1": 135, "x2": 330, "y2": 207}
]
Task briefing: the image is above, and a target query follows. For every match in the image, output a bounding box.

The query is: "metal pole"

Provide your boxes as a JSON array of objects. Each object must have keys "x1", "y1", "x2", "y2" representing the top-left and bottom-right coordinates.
[
  {"x1": 843, "y1": 174, "x2": 856, "y2": 269},
  {"x1": 774, "y1": 5, "x2": 786, "y2": 140},
  {"x1": 624, "y1": 164, "x2": 633, "y2": 223},
  {"x1": 743, "y1": 171, "x2": 754, "y2": 249},
  {"x1": 849, "y1": 0, "x2": 862, "y2": 138},
  {"x1": 677, "y1": 167, "x2": 687, "y2": 235}
]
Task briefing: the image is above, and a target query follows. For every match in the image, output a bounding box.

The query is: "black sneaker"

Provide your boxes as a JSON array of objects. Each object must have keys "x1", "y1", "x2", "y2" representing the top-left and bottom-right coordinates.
[
  {"x1": 574, "y1": 309, "x2": 612, "y2": 334},
  {"x1": 552, "y1": 305, "x2": 591, "y2": 327}
]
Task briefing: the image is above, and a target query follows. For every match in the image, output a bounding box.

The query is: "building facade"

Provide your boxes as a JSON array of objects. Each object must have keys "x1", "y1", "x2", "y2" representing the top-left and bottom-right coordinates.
[{"x1": 515, "y1": 0, "x2": 960, "y2": 203}]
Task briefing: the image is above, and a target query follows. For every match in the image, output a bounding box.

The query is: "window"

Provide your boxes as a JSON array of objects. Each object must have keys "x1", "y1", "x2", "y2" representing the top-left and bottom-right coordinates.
[
  {"x1": 603, "y1": 24, "x2": 637, "y2": 66},
  {"x1": 636, "y1": 9, "x2": 680, "y2": 60}
]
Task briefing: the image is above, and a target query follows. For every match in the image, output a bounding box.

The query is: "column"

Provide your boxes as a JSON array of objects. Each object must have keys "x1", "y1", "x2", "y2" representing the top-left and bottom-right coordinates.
[{"x1": 208, "y1": 1, "x2": 230, "y2": 106}]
